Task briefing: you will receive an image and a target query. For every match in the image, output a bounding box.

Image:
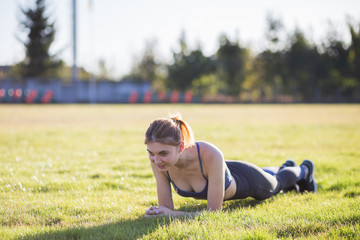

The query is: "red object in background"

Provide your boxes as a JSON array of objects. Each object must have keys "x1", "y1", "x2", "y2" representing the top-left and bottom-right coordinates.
[
  {"x1": 0, "y1": 89, "x2": 5, "y2": 98},
  {"x1": 128, "y1": 91, "x2": 138, "y2": 103},
  {"x1": 157, "y1": 91, "x2": 167, "y2": 102},
  {"x1": 143, "y1": 91, "x2": 152, "y2": 103},
  {"x1": 25, "y1": 90, "x2": 38, "y2": 103},
  {"x1": 170, "y1": 90, "x2": 179, "y2": 103},
  {"x1": 184, "y1": 91, "x2": 193, "y2": 103},
  {"x1": 42, "y1": 90, "x2": 53, "y2": 103},
  {"x1": 14, "y1": 89, "x2": 22, "y2": 98}
]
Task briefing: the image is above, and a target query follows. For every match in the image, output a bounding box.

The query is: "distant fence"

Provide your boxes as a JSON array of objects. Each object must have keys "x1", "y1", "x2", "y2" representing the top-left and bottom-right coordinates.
[
  {"x1": 0, "y1": 78, "x2": 196, "y2": 104},
  {"x1": 1, "y1": 78, "x2": 359, "y2": 104}
]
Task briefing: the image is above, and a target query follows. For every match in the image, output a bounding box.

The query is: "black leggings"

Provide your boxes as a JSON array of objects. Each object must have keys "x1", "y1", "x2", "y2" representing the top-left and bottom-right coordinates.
[{"x1": 226, "y1": 160, "x2": 300, "y2": 200}]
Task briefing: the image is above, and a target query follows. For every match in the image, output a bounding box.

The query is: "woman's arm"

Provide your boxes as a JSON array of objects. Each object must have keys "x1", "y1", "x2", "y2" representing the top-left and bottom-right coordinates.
[
  {"x1": 151, "y1": 161, "x2": 174, "y2": 209},
  {"x1": 145, "y1": 155, "x2": 204, "y2": 218},
  {"x1": 202, "y1": 142, "x2": 226, "y2": 211},
  {"x1": 145, "y1": 161, "x2": 175, "y2": 217}
]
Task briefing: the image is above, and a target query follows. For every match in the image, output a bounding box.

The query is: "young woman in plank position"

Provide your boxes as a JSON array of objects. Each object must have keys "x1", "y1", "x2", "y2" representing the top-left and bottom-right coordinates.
[{"x1": 144, "y1": 113, "x2": 317, "y2": 217}]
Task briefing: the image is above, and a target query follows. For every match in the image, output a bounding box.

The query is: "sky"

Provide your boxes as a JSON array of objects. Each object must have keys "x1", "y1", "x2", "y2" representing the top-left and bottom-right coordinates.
[{"x1": 0, "y1": 0, "x2": 359, "y2": 79}]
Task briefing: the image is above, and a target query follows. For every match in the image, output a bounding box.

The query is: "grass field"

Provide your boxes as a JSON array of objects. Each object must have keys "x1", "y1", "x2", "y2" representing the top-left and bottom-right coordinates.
[{"x1": 0, "y1": 104, "x2": 359, "y2": 239}]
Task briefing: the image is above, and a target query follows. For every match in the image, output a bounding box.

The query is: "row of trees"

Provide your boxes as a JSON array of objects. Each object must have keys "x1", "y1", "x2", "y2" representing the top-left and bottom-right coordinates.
[
  {"x1": 128, "y1": 18, "x2": 360, "y2": 102},
  {"x1": 9, "y1": 0, "x2": 360, "y2": 102}
]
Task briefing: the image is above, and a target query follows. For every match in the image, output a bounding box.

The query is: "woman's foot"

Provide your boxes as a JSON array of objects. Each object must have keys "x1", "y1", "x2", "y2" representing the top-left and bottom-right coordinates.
[
  {"x1": 297, "y1": 159, "x2": 317, "y2": 193},
  {"x1": 279, "y1": 159, "x2": 297, "y2": 170},
  {"x1": 279, "y1": 159, "x2": 300, "y2": 193}
]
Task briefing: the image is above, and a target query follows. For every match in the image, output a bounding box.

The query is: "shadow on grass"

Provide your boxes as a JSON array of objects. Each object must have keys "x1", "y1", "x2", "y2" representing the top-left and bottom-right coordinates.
[
  {"x1": 18, "y1": 216, "x2": 176, "y2": 240},
  {"x1": 18, "y1": 200, "x2": 271, "y2": 239},
  {"x1": 176, "y1": 198, "x2": 265, "y2": 213},
  {"x1": 223, "y1": 198, "x2": 266, "y2": 212},
  {"x1": 18, "y1": 213, "x2": 198, "y2": 240}
]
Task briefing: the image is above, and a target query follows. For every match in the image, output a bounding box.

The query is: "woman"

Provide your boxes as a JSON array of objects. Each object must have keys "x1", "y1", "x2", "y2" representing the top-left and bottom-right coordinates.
[{"x1": 144, "y1": 113, "x2": 317, "y2": 217}]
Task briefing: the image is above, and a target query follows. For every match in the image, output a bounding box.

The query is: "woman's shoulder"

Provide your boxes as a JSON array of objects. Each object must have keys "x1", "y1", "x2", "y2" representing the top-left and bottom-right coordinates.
[
  {"x1": 196, "y1": 141, "x2": 224, "y2": 162},
  {"x1": 197, "y1": 141, "x2": 220, "y2": 150}
]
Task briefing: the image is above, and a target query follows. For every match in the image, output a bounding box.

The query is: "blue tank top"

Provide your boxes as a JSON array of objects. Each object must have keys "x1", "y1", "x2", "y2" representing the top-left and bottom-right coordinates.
[{"x1": 166, "y1": 142, "x2": 233, "y2": 199}]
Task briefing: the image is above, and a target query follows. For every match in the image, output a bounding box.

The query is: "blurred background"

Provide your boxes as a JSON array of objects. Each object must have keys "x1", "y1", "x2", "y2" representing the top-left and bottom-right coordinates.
[{"x1": 0, "y1": 0, "x2": 360, "y2": 103}]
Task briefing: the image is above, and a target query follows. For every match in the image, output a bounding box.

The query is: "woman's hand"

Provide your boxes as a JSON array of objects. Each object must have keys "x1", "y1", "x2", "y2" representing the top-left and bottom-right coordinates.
[{"x1": 144, "y1": 206, "x2": 174, "y2": 217}]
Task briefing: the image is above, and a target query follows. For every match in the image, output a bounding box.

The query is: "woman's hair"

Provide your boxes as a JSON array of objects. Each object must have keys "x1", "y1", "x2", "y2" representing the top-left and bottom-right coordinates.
[{"x1": 145, "y1": 113, "x2": 195, "y2": 148}]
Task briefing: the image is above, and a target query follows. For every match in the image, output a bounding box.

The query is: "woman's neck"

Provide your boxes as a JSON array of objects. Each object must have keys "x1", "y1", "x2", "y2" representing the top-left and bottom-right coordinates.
[{"x1": 175, "y1": 144, "x2": 196, "y2": 169}]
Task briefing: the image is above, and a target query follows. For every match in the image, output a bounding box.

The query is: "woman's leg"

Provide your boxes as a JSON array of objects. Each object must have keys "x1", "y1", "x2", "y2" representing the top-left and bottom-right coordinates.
[
  {"x1": 226, "y1": 160, "x2": 312, "y2": 201},
  {"x1": 227, "y1": 160, "x2": 285, "y2": 200},
  {"x1": 262, "y1": 159, "x2": 297, "y2": 176},
  {"x1": 276, "y1": 159, "x2": 317, "y2": 193},
  {"x1": 276, "y1": 165, "x2": 301, "y2": 189}
]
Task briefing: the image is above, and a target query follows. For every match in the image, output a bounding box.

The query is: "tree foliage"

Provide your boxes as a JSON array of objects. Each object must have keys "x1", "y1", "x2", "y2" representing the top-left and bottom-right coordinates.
[
  {"x1": 167, "y1": 33, "x2": 215, "y2": 91},
  {"x1": 19, "y1": 0, "x2": 59, "y2": 79},
  {"x1": 126, "y1": 40, "x2": 159, "y2": 83},
  {"x1": 216, "y1": 35, "x2": 247, "y2": 96},
  {"x1": 252, "y1": 17, "x2": 360, "y2": 102},
  {"x1": 128, "y1": 17, "x2": 360, "y2": 102},
  {"x1": 349, "y1": 23, "x2": 360, "y2": 86}
]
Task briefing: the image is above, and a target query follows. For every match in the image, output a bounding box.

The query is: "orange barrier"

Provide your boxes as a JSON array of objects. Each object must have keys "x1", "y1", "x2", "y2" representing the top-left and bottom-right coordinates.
[
  {"x1": 25, "y1": 90, "x2": 38, "y2": 103},
  {"x1": 143, "y1": 91, "x2": 152, "y2": 103},
  {"x1": 0, "y1": 89, "x2": 5, "y2": 99},
  {"x1": 128, "y1": 91, "x2": 138, "y2": 103},
  {"x1": 184, "y1": 91, "x2": 193, "y2": 103},
  {"x1": 170, "y1": 90, "x2": 179, "y2": 103},
  {"x1": 42, "y1": 90, "x2": 53, "y2": 103}
]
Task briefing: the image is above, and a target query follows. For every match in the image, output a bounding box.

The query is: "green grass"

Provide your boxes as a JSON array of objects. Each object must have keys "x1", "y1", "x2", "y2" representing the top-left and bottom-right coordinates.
[{"x1": 0, "y1": 104, "x2": 359, "y2": 239}]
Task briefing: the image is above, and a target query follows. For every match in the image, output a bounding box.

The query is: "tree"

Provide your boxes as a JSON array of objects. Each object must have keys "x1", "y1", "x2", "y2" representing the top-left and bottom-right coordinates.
[
  {"x1": 126, "y1": 40, "x2": 160, "y2": 83},
  {"x1": 283, "y1": 30, "x2": 325, "y2": 101},
  {"x1": 348, "y1": 23, "x2": 360, "y2": 99},
  {"x1": 257, "y1": 14, "x2": 286, "y2": 101},
  {"x1": 321, "y1": 28, "x2": 350, "y2": 100},
  {"x1": 167, "y1": 32, "x2": 215, "y2": 90},
  {"x1": 216, "y1": 35, "x2": 246, "y2": 96},
  {"x1": 19, "y1": 0, "x2": 59, "y2": 78},
  {"x1": 97, "y1": 59, "x2": 111, "y2": 80},
  {"x1": 265, "y1": 13, "x2": 284, "y2": 51},
  {"x1": 191, "y1": 73, "x2": 223, "y2": 99}
]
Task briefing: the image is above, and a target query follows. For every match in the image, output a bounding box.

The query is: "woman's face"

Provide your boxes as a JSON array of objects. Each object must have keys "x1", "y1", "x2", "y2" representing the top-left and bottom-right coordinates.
[{"x1": 146, "y1": 141, "x2": 182, "y2": 171}]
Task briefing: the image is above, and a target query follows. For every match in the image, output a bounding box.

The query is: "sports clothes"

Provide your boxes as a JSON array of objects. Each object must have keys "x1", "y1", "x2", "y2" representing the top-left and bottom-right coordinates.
[
  {"x1": 226, "y1": 160, "x2": 300, "y2": 200},
  {"x1": 166, "y1": 142, "x2": 232, "y2": 199},
  {"x1": 167, "y1": 142, "x2": 303, "y2": 201}
]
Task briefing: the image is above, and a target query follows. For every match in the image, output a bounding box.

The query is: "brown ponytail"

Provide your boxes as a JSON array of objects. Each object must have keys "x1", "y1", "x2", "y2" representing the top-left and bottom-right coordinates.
[{"x1": 145, "y1": 113, "x2": 195, "y2": 149}]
